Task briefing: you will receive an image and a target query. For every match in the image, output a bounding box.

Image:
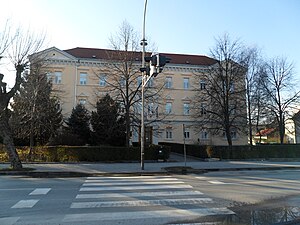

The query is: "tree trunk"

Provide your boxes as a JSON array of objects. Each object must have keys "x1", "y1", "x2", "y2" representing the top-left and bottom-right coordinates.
[
  {"x1": 247, "y1": 89, "x2": 253, "y2": 146},
  {"x1": 125, "y1": 111, "x2": 131, "y2": 147},
  {"x1": 279, "y1": 117, "x2": 285, "y2": 144},
  {"x1": 28, "y1": 132, "x2": 34, "y2": 161},
  {"x1": 0, "y1": 116, "x2": 22, "y2": 169}
]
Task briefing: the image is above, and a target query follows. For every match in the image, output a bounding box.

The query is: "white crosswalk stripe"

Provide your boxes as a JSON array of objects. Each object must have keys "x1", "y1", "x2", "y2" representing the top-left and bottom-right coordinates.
[
  {"x1": 11, "y1": 199, "x2": 39, "y2": 208},
  {"x1": 29, "y1": 188, "x2": 51, "y2": 195},
  {"x1": 63, "y1": 208, "x2": 233, "y2": 223},
  {"x1": 71, "y1": 197, "x2": 214, "y2": 208},
  {"x1": 63, "y1": 175, "x2": 234, "y2": 224},
  {"x1": 80, "y1": 184, "x2": 193, "y2": 191},
  {"x1": 76, "y1": 190, "x2": 204, "y2": 199}
]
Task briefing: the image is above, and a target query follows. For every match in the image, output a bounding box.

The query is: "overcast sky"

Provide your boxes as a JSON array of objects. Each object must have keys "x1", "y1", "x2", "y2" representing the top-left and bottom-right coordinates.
[{"x1": 1, "y1": 0, "x2": 300, "y2": 87}]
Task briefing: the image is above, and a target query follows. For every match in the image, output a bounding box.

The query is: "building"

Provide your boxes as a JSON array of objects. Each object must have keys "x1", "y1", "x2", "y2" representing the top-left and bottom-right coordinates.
[
  {"x1": 34, "y1": 47, "x2": 248, "y2": 146},
  {"x1": 292, "y1": 111, "x2": 300, "y2": 143}
]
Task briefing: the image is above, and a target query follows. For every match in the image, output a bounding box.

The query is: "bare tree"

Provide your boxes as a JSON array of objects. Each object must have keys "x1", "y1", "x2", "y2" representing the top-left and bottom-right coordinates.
[
  {"x1": 193, "y1": 34, "x2": 247, "y2": 146},
  {"x1": 263, "y1": 57, "x2": 300, "y2": 144},
  {"x1": 241, "y1": 47, "x2": 265, "y2": 146},
  {"x1": 252, "y1": 65, "x2": 271, "y2": 144},
  {"x1": 0, "y1": 25, "x2": 45, "y2": 169},
  {"x1": 94, "y1": 21, "x2": 162, "y2": 147}
]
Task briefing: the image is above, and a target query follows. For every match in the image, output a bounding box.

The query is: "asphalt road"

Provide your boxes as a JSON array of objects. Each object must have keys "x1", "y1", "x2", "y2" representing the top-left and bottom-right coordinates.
[{"x1": 1, "y1": 169, "x2": 300, "y2": 224}]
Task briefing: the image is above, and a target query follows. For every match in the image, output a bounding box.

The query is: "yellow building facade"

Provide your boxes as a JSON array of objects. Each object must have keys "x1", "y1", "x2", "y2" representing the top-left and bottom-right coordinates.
[{"x1": 37, "y1": 47, "x2": 248, "y2": 146}]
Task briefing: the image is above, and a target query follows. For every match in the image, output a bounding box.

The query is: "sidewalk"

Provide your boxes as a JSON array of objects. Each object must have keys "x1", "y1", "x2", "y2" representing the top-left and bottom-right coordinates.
[{"x1": 1, "y1": 155, "x2": 300, "y2": 177}]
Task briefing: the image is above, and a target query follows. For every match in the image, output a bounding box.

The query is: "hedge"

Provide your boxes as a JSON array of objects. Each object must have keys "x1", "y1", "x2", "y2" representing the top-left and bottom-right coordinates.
[
  {"x1": 0, "y1": 145, "x2": 170, "y2": 162},
  {"x1": 159, "y1": 142, "x2": 300, "y2": 160}
]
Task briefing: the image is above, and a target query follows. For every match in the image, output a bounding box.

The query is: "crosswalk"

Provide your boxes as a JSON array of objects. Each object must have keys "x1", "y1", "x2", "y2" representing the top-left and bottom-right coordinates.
[
  {"x1": 2, "y1": 176, "x2": 235, "y2": 224},
  {"x1": 62, "y1": 175, "x2": 235, "y2": 224}
]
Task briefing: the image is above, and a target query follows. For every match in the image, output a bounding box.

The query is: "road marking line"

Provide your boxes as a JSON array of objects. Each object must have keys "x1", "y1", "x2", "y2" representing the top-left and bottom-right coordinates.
[
  {"x1": 0, "y1": 217, "x2": 20, "y2": 225},
  {"x1": 11, "y1": 200, "x2": 39, "y2": 208},
  {"x1": 63, "y1": 207, "x2": 234, "y2": 222},
  {"x1": 71, "y1": 198, "x2": 213, "y2": 208},
  {"x1": 86, "y1": 176, "x2": 172, "y2": 179},
  {"x1": 76, "y1": 190, "x2": 203, "y2": 199},
  {"x1": 84, "y1": 178, "x2": 179, "y2": 182},
  {"x1": 208, "y1": 180, "x2": 225, "y2": 184},
  {"x1": 29, "y1": 188, "x2": 51, "y2": 195},
  {"x1": 195, "y1": 176, "x2": 207, "y2": 180},
  {"x1": 82, "y1": 181, "x2": 185, "y2": 186},
  {"x1": 169, "y1": 223, "x2": 222, "y2": 225},
  {"x1": 80, "y1": 184, "x2": 193, "y2": 191}
]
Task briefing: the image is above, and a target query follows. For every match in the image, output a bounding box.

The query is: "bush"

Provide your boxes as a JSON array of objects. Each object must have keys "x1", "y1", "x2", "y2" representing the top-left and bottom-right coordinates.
[
  {"x1": 0, "y1": 144, "x2": 171, "y2": 162},
  {"x1": 160, "y1": 142, "x2": 300, "y2": 160}
]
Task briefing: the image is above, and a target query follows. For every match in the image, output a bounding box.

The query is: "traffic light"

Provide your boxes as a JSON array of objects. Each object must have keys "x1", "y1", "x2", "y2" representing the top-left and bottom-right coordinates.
[{"x1": 144, "y1": 53, "x2": 171, "y2": 77}]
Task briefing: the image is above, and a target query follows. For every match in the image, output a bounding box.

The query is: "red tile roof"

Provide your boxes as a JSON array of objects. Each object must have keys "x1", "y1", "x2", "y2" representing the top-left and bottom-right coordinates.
[
  {"x1": 64, "y1": 47, "x2": 217, "y2": 66},
  {"x1": 256, "y1": 128, "x2": 275, "y2": 136}
]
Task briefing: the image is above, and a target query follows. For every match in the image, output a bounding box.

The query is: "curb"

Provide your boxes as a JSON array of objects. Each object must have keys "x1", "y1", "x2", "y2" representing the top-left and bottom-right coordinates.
[{"x1": 1, "y1": 166, "x2": 300, "y2": 178}]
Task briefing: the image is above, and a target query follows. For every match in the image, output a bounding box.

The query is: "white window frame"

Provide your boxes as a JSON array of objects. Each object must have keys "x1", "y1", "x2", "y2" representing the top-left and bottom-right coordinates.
[
  {"x1": 147, "y1": 77, "x2": 154, "y2": 87},
  {"x1": 80, "y1": 73, "x2": 87, "y2": 85},
  {"x1": 201, "y1": 103, "x2": 207, "y2": 115},
  {"x1": 137, "y1": 76, "x2": 142, "y2": 87},
  {"x1": 223, "y1": 129, "x2": 238, "y2": 140},
  {"x1": 200, "y1": 129, "x2": 209, "y2": 140},
  {"x1": 79, "y1": 99, "x2": 86, "y2": 105},
  {"x1": 183, "y1": 78, "x2": 189, "y2": 90},
  {"x1": 165, "y1": 77, "x2": 172, "y2": 89},
  {"x1": 183, "y1": 103, "x2": 190, "y2": 115},
  {"x1": 54, "y1": 71, "x2": 62, "y2": 84},
  {"x1": 184, "y1": 129, "x2": 190, "y2": 139},
  {"x1": 99, "y1": 75, "x2": 107, "y2": 87},
  {"x1": 165, "y1": 102, "x2": 172, "y2": 114},
  {"x1": 46, "y1": 72, "x2": 53, "y2": 82},
  {"x1": 200, "y1": 80, "x2": 206, "y2": 90},
  {"x1": 148, "y1": 103, "x2": 155, "y2": 115},
  {"x1": 166, "y1": 128, "x2": 173, "y2": 139},
  {"x1": 120, "y1": 77, "x2": 126, "y2": 87}
]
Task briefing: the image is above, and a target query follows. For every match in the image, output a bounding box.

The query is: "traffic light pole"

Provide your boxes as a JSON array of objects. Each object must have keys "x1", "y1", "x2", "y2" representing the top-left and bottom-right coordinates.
[{"x1": 140, "y1": 0, "x2": 148, "y2": 170}]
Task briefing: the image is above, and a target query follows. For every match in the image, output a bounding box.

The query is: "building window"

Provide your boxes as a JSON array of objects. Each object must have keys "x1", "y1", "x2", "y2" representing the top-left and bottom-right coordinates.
[
  {"x1": 46, "y1": 72, "x2": 53, "y2": 82},
  {"x1": 165, "y1": 102, "x2": 172, "y2": 114},
  {"x1": 120, "y1": 77, "x2": 126, "y2": 87},
  {"x1": 80, "y1": 73, "x2": 87, "y2": 85},
  {"x1": 223, "y1": 129, "x2": 237, "y2": 139},
  {"x1": 229, "y1": 82, "x2": 235, "y2": 93},
  {"x1": 119, "y1": 102, "x2": 125, "y2": 114},
  {"x1": 165, "y1": 77, "x2": 172, "y2": 89},
  {"x1": 200, "y1": 103, "x2": 207, "y2": 115},
  {"x1": 183, "y1": 78, "x2": 189, "y2": 89},
  {"x1": 166, "y1": 128, "x2": 173, "y2": 139},
  {"x1": 135, "y1": 102, "x2": 142, "y2": 113},
  {"x1": 184, "y1": 129, "x2": 190, "y2": 139},
  {"x1": 56, "y1": 101, "x2": 61, "y2": 110},
  {"x1": 200, "y1": 130, "x2": 208, "y2": 139},
  {"x1": 223, "y1": 81, "x2": 235, "y2": 93},
  {"x1": 54, "y1": 71, "x2": 62, "y2": 84},
  {"x1": 137, "y1": 76, "x2": 142, "y2": 87},
  {"x1": 183, "y1": 103, "x2": 190, "y2": 115},
  {"x1": 200, "y1": 80, "x2": 206, "y2": 90},
  {"x1": 230, "y1": 104, "x2": 236, "y2": 115},
  {"x1": 99, "y1": 75, "x2": 107, "y2": 87},
  {"x1": 147, "y1": 77, "x2": 154, "y2": 87},
  {"x1": 231, "y1": 130, "x2": 237, "y2": 139},
  {"x1": 79, "y1": 99, "x2": 86, "y2": 105},
  {"x1": 148, "y1": 102, "x2": 157, "y2": 115}
]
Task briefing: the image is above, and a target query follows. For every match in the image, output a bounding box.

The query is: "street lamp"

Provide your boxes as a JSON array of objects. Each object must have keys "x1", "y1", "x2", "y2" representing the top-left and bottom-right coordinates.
[
  {"x1": 140, "y1": 0, "x2": 170, "y2": 170},
  {"x1": 140, "y1": 0, "x2": 148, "y2": 170}
]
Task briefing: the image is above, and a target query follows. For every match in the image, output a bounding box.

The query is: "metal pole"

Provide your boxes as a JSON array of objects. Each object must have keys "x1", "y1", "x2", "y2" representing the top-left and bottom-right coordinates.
[
  {"x1": 183, "y1": 124, "x2": 187, "y2": 167},
  {"x1": 141, "y1": 0, "x2": 148, "y2": 170}
]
